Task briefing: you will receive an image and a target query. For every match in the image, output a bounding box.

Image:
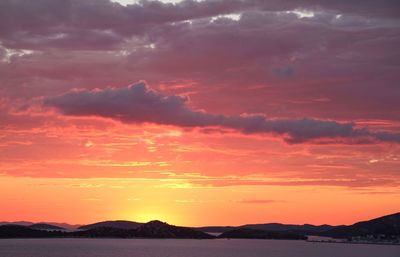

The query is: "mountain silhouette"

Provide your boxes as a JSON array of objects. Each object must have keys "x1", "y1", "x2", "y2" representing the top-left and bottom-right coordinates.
[
  {"x1": 0, "y1": 221, "x2": 80, "y2": 230},
  {"x1": 199, "y1": 212, "x2": 400, "y2": 239},
  {"x1": 0, "y1": 221, "x2": 213, "y2": 239},
  {"x1": 0, "y1": 225, "x2": 65, "y2": 238},
  {"x1": 322, "y1": 212, "x2": 400, "y2": 238},
  {"x1": 198, "y1": 223, "x2": 334, "y2": 235},
  {"x1": 79, "y1": 220, "x2": 143, "y2": 230},
  {"x1": 134, "y1": 220, "x2": 213, "y2": 238},
  {"x1": 29, "y1": 223, "x2": 66, "y2": 231},
  {"x1": 219, "y1": 228, "x2": 306, "y2": 240},
  {"x1": 1, "y1": 212, "x2": 399, "y2": 240}
]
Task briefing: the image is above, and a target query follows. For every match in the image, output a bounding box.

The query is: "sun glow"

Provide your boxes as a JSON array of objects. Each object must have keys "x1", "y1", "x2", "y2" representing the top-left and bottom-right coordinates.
[{"x1": 133, "y1": 210, "x2": 177, "y2": 224}]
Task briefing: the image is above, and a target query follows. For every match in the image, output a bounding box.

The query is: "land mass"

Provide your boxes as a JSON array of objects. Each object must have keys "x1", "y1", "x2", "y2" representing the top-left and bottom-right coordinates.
[
  {"x1": 0, "y1": 212, "x2": 399, "y2": 243},
  {"x1": 0, "y1": 220, "x2": 212, "y2": 239},
  {"x1": 198, "y1": 212, "x2": 400, "y2": 239},
  {"x1": 219, "y1": 228, "x2": 307, "y2": 240},
  {"x1": 78, "y1": 220, "x2": 143, "y2": 231}
]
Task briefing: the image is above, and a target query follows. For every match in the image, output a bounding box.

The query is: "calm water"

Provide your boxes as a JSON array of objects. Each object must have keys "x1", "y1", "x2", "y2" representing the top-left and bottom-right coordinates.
[{"x1": 0, "y1": 238, "x2": 399, "y2": 257}]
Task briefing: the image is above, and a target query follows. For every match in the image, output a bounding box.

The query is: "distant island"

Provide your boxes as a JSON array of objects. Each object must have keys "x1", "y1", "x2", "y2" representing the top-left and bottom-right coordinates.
[
  {"x1": 1, "y1": 212, "x2": 399, "y2": 244},
  {"x1": 0, "y1": 220, "x2": 213, "y2": 239}
]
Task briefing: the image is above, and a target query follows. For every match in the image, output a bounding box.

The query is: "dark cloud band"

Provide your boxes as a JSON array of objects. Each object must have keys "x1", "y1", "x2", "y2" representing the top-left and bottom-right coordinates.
[{"x1": 44, "y1": 82, "x2": 400, "y2": 144}]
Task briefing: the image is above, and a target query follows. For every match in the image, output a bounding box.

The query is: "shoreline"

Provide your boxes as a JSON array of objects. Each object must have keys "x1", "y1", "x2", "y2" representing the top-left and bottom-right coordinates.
[{"x1": 307, "y1": 240, "x2": 400, "y2": 246}]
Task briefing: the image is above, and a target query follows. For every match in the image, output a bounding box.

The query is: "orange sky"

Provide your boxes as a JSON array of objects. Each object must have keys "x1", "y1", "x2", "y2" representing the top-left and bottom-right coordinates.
[
  {"x1": 1, "y1": 115, "x2": 399, "y2": 226},
  {"x1": 0, "y1": 0, "x2": 399, "y2": 227}
]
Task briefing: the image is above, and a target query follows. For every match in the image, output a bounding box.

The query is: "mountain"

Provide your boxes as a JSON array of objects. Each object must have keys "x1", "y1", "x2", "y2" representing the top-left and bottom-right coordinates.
[
  {"x1": 322, "y1": 212, "x2": 400, "y2": 238},
  {"x1": 0, "y1": 221, "x2": 34, "y2": 226},
  {"x1": 219, "y1": 228, "x2": 306, "y2": 240},
  {"x1": 1, "y1": 212, "x2": 399, "y2": 240},
  {"x1": 72, "y1": 227, "x2": 136, "y2": 238},
  {"x1": 0, "y1": 221, "x2": 80, "y2": 230},
  {"x1": 195, "y1": 226, "x2": 236, "y2": 234},
  {"x1": 134, "y1": 220, "x2": 214, "y2": 239},
  {"x1": 241, "y1": 223, "x2": 334, "y2": 234},
  {"x1": 0, "y1": 225, "x2": 65, "y2": 238},
  {"x1": 79, "y1": 220, "x2": 143, "y2": 230},
  {"x1": 200, "y1": 213, "x2": 400, "y2": 239},
  {"x1": 0, "y1": 221, "x2": 213, "y2": 239},
  {"x1": 45, "y1": 222, "x2": 82, "y2": 230},
  {"x1": 29, "y1": 223, "x2": 66, "y2": 231},
  {"x1": 197, "y1": 223, "x2": 334, "y2": 235}
]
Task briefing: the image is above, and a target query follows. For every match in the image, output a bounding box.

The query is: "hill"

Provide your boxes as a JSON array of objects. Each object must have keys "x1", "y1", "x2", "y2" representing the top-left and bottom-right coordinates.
[
  {"x1": 0, "y1": 221, "x2": 34, "y2": 226},
  {"x1": 197, "y1": 213, "x2": 400, "y2": 240},
  {"x1": 322, "y1": 212, "x2": 400, "y2": 238},
  {"x1": 0, "y1": 225, "x2": 65, "y2": 238},
  {"x1": 74, "y1": 220, "x2": 213, "y2": 239},
  {"x1": 0, "y1": 221, "x2": 213, "y2": 239},
  {"x1": 0, "y1": 221, "x2": 80, "y2": 230},
  {"x1": 195, "y1": 226, "x2": 236, "y2": 234},
  {"x1": 72, "y1": 227, "x2": 136, "y2": 238},
  {"x1": 1, "y1": 212, "x2": 399, "y2": 240},
  {"x1": 197, "y1": 223, "x2": 334, "y2": 235},
  {"x1": 29, "y1": 223, "x2": 66, "y2": 231},
  {"x1": 241, "y1": 223, "x2": 333, "y2": 234},
  {"x1": 79, "y1": 220, "x2": 143, "y2": 230},
  {"x1": 135, "y1": 220, "x2": 214, "y2": 239},
  {"x1": 219, "y1": 228, "x2": 306, "y2": 240}
]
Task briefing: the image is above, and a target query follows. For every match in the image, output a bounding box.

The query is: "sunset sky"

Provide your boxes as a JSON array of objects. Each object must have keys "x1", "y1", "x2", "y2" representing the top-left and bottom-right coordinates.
[{"x1": 0, "y1": 0, "x2": 399, "y2": 227}]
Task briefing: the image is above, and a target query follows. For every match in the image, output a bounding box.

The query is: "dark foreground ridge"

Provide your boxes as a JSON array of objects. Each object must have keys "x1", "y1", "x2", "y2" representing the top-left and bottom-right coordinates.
[
  {"x1": 320, "y1": 212, "x2": 400, "y2": 238},
  {"x1": 28, "y1": 223, "x2": 66, "y2": 231},
  {"x1": 197, "y1": 212, "x2": 400, "y2": 239},
  {"x1": 219, "y1": 228, "x2": 307, "y2": 240},
  {"x1": 1, "y1": 212, "x2": 399, "y2": 241},
  {"x1": 197, "y1": 223, "x2": 334, "y2": 235},
  {"x1": 0, "y1": 221, "x2": 80, "y2": 230},
  {"x1": 0, "y1": 220, "x2": 213, "y2": 239},
  {"x1": 78, "y1": 220, "x2": 143, "y2": 231}
]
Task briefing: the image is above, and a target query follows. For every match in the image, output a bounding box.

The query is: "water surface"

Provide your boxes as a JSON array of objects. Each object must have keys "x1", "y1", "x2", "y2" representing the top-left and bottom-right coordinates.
[{"x1": 0, "y1": 238, "x2": 398, "y2": 257}]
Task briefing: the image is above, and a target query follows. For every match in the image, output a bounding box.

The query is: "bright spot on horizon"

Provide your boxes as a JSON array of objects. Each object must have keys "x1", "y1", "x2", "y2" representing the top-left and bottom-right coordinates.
[{"x1": 133, "y1": 211, "x2": 176, "y2": 224}]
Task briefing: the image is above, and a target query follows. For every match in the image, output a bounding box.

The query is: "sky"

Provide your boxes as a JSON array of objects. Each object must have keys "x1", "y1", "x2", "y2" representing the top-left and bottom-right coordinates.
[{"x1": 0, "y1": 0, "x2": 399, "y2": 227}]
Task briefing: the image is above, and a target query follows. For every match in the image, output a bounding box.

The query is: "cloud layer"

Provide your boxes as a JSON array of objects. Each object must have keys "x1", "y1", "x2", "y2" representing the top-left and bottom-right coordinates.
[
  {"x1": 1, "y1": 0, "x2": 399, "y2": 190},
  {"x1": 1, "y1": 0, "x2": 399, "y2": 123},
  {"x1": 45, "y1": 82, "x2": 400, "y2": 144}
]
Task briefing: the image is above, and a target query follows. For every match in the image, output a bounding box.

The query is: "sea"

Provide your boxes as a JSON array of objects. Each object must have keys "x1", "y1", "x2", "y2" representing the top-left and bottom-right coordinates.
[{"x1": 0, "y1": 238, "x2": 398, "y2": 257}]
